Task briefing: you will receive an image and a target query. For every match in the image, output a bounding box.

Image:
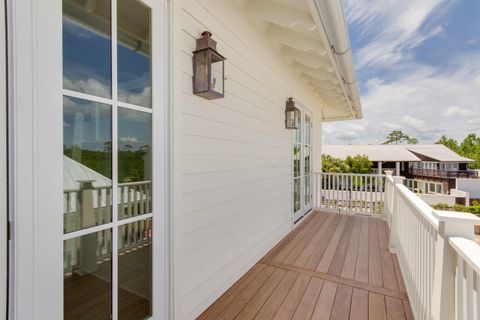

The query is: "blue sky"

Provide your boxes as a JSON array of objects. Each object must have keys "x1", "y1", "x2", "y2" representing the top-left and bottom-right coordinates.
[
  {"x1": 63, "y1": 16, "x2": 151, "y2": 152},
  {"x1": 323, "y1": 0, "x2": 480, "y2": 144}
]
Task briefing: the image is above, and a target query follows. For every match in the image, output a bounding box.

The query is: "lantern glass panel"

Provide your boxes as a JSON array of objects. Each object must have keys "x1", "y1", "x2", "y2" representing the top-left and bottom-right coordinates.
[
  {"x1": 295, "y1": 110, "x2": 300, "y2": 127},
  {"x1": 210, "y1": 51, "x2": 224, "y2": 95},
  {"x1": 286, "y1": 110, "x2": 295, "y2": 128},
  {"x1": 194, "y1": 50, "x2": 209, "y2": 93}
]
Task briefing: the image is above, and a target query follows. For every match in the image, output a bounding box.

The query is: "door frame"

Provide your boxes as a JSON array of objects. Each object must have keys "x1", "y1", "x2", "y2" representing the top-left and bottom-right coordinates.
[
  {"x1": 292, "y1": 103, "x2": 313, "y2": 223},
  {"x1": 6, "y1": 0, "x2": 172, "y2": 318},
  {"x1": 0, "y1": 0, "x2": 7, "y2": 317}
]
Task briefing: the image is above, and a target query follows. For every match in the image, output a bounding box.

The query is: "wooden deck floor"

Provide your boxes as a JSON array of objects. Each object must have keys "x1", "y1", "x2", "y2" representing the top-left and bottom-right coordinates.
[{"x1": 198, "y1": 211, "x2": 413, "y2": 320}]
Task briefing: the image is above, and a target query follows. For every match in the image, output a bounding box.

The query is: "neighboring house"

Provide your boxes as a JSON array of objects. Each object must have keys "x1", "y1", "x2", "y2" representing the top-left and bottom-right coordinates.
[
  {"x1": 323, "y1": 144, "x2": 476, "y2": 190},
  {"x1": 0, "y1": 0, "x2": 363, "y2": 319}
]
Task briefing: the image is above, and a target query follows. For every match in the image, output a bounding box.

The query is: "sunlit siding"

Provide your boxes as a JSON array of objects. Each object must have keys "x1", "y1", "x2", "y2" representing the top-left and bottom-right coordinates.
[{"x1": 173, "y1": 0, "x2": 324, "y2": 318}]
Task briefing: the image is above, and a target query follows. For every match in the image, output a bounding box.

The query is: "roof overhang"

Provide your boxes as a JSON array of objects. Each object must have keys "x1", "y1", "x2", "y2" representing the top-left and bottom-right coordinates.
[{"x1": 244, "y1": 0, "x2": 362, "y2": 121}]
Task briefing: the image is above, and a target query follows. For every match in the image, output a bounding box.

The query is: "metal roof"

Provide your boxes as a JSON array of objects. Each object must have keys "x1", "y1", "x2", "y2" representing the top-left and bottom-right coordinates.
[
  {"x1": 322, "y1": 144, "x2": 474, "y2": 163},
  {"x1": 406, "y1": 145, "x2": 474, "y2": 162}
]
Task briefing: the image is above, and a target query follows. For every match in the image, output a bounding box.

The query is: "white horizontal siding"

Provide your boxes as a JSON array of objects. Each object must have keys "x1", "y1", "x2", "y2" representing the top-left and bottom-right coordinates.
[{"x1": 173, "y1": 0, "x2": 325, "y2": 318}]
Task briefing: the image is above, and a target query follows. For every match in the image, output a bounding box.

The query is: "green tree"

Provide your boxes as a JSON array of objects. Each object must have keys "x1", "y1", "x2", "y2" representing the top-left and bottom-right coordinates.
[
  {"x1": 383, "y1": 130, "x2": 418, "y2": 145},
  {"x1": 460, "y1": 134, "x2": 480, "y2": 169},
  {"x1": 436, "y1": 135, "x2": 460, "y2": 153},
  {"x1": 322, "y1": 154, "x2": 373, "y2": 173},
  {"x1": 436, "y1": 133, "x2": 480, "y2": 169},
  {"x1": 407, "y1": 137, "x2": 419, "y2": 144},
  {"x1": 321, "y1": 154, "x2": 349, "y2": 173},
  {"x1": 344, "y1": 155, "x2": 373, "y2": 173}
]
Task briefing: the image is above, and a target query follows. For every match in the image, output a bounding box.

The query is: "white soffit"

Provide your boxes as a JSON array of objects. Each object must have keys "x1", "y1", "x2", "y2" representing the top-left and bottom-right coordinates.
[{"x1": 245, "y1": 0, "x2": 362, "y2": 121}]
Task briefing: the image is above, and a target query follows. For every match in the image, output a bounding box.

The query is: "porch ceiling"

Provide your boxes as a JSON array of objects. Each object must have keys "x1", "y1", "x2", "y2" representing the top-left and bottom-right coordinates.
[{"x1": 243, "y1": 0, "x2": 362, "y2": 121}]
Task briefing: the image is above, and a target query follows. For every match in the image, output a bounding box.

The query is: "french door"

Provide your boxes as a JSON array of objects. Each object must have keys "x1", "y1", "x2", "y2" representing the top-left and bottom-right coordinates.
[
  {"x1": 60, "y1": 0, "x2": 168, "y2": 319},
  {"x1": 7, "y1": 0, "x2": 166, "y2": 318},
  {"x1": 293, "y1": 109, "x2": 313, "y2": 223}
]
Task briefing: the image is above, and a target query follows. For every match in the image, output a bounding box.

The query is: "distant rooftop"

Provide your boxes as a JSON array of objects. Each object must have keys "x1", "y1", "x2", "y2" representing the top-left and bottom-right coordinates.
[{"x1": 323, "y1": 144, "x2": 473, "y2": 163}]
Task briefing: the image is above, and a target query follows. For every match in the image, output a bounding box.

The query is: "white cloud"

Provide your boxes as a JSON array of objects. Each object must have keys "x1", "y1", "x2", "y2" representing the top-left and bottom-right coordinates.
[
  {"x1": 344, "y1": 0, "x2": 451, "y2": 69},
  {"x1": 466, "y1": 118, "x2": 480, "y2": 125},
  {"x1": 336, "y1": 131, "x2": 359, "y2": 142},
  {"x1": 401, "y1": 115, "x2": 428, "y2": 132},
  {"x1": 64, "y1": 76, "x2": 110, "y2": 98},
  {"x1": 443, "y1": 106, "x2": 474, "y2": 117},
  {"x1": 119, "y1": 136, "x2": 139, "y2": 144},
  {"x1": 118, "y1": 86, "x2": 151, "y2": 108},
  {"x1": 475, "y1": 74, "x2": 480, "y2": 87},
  {"x1": 382, "y1": 122, "x2": 401, "y2": 130},
  {"x1": 346, "y1": 123, "x2": 367, "y2": 132},
  {"x1": 323, "y1": 54, "x2": 480, "y2": 144}
]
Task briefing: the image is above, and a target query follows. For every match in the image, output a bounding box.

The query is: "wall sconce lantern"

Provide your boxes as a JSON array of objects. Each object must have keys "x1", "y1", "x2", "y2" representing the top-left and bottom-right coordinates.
[
  {"x1": 192, "y1": 31, "x2": 226, "y2": 100},
  {"x1": 285, "y1": 97, "x2": 300, "y2": 129}
]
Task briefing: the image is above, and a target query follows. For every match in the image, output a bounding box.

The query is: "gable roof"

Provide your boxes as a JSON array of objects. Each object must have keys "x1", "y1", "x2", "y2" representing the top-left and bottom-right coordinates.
[
  {"x1": 322, "y1": 144, "x2": 473, "y2": 163},
  {"x1": 406, "y1": 145, "x2": 473, "y2": 162}
]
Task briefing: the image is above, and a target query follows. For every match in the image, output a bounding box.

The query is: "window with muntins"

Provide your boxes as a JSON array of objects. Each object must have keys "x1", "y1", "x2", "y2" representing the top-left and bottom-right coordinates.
[{"x1": 62, "y1": 0, "x2": 153, "y2": 318}]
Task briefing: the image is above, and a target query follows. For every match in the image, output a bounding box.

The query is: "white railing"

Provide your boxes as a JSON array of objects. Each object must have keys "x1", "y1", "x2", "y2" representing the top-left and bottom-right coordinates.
[
  {"x1": 315, "y1": 172, "x2": 480, "y2": 319},
  {"x1": 449, "y1": 237, "x2": 480, "y2": 320},
  {"x1": 313, "y1": 172, "x2": 385, "y2": 213},
  {"x1": 387, "y1": 175, "x2": 438, "y2": 320},
  {"x1": 384, "y1": 173, "x2": 480, "y2": 320}
]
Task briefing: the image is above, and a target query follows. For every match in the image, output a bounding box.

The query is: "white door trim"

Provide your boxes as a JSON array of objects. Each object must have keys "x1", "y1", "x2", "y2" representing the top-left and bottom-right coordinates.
[
  {"x1": 0, "y1": 0, "x2": 7, "y2": 317},
  {"x1": 8, "y1": 0, "x2": 63, "y2": 318}
]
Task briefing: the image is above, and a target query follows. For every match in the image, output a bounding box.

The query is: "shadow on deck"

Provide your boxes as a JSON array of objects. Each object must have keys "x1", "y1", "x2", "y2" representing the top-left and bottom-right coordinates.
[{"x1": 198, "y1": 211, "x2": 414, "y2": 320}]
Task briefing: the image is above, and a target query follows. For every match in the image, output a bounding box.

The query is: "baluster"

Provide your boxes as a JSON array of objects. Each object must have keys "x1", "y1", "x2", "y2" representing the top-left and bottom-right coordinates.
[
  {"x1": 139, "y1": 183, "x2": 145, "y2": 215},
  {"x1": 457, "y1": 256, "x2": 464, "y2": 320},
  {"x1": 466, "y1": 264, "x2": 474, "y2": 320},
  {"x1": 133, "y1": 184, "x2": 138, "y2": 217},
  {"x1": 146, "y1": 183, "x2": 151, "y2": 213}
]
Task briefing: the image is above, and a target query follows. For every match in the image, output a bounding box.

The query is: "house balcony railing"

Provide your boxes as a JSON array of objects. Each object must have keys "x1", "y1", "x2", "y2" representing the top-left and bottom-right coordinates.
[
  {"x1": 412, "y1": 168, "x2": 479, "y2": 179},
  {"x1": 313, "y1": 172, "x2": 480, "y2": 319}
]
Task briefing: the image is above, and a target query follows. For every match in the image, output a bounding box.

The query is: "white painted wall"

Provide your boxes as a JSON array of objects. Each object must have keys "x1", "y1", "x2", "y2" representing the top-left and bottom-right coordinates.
[
  {"x1": 450, "y1": 189, "x2": 470, "y2": 205},
  {"x1": 456, "y1": 178, "x2": 480, "y2": 199},
  {"x1": 419, "y1": 194, "x2": 456, "y2": 206},
  {"x1": 172, "y1": 0, "x2": 326, "y2": 318}
]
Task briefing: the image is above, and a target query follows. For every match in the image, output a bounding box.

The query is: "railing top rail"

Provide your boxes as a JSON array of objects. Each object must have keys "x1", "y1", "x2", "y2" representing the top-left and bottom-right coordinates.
[
  {"x1": 314, "y1": 172, "x2": 386, "y2": 178},
  {"x1": 385, "y1": 174, "x2": 394, "y2": 183},
  {"x1": 118, "y1": 180, "x2": 152, "y2": 187},
  {"x1": 64, "y1": 180, "x2": 152, "y2": 193},
  {"x1": 395, "y1": 183, "x2": 439, "y2": 229},
  {"x1": 449, "y1": 237, "x2": 480, "y2": 275}
]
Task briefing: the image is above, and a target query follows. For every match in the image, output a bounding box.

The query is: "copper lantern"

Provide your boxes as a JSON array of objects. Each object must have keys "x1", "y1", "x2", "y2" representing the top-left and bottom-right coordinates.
[
  {"x1": 285, "y1": 97, "x2": 300, "y2": 129},
  {"x1": 192, "y1": 31, "x2": 226, "y2": 100}
]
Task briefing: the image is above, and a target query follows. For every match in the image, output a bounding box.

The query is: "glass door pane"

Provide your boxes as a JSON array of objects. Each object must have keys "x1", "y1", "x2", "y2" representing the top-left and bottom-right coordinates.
[
  {"x1": 293, "y1": 120, "x2": 302, "y2": 216},
  {"x1": 304, "y1": 114, "x2": 312, "y2": 208},
  {"x1": 292, "y1": 110, "x2": 313, "y2": 223},
  {"x1": 62, "y1": 1, "x2": 154, "y2": 319}
]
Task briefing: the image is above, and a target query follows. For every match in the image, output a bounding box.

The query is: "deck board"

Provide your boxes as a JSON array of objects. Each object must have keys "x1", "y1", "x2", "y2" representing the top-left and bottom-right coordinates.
[{"x1": 198, "y1": 211, "x2": 413, "y2": 320}]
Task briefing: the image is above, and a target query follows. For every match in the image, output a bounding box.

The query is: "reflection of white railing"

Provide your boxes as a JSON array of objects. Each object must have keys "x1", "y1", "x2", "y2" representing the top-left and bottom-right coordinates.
[
  {"x1": 118, "y1": 181, "x2": 152, "y2": 219},
  {"x1": 63, "y1": 180, "x2": 152, "y2": 273},
  {"x1": 63, "y1": 180, "x2": 152, "y2": 232},
  {"x1": 63, "y1": 219, "x2": 152, "y2": 274},
  {"x1": 384, "y1": 173, "x2": 480, "y2": 320},
  {"x1": 313, "y1": 172, "x2": 385, "y2": 213}
]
